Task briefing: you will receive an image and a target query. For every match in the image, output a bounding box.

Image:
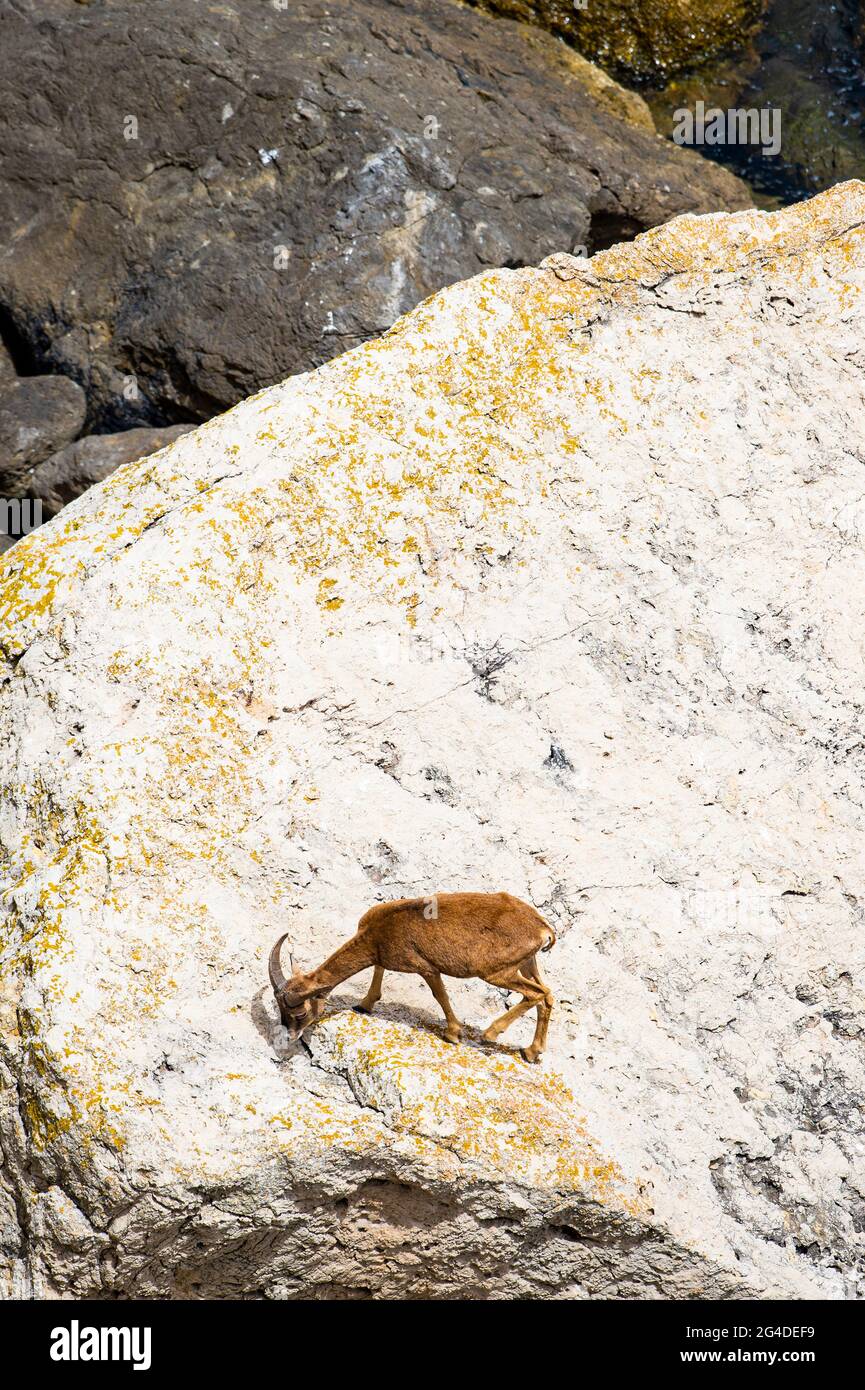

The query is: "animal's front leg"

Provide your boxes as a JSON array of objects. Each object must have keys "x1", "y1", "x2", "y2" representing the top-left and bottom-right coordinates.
[
  {"x1": 423, "y1": 972, "x2": 462, "y2": 1044},
  {"x1": 355, "y1": 965, "x2": 385, "y2": 1014}
]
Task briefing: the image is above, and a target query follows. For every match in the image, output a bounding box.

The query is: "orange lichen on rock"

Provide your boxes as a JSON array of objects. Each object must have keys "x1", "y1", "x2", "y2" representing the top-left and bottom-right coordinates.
[{"x1": 313, "y1": 1010, "x2": 647, "y2": 1215}]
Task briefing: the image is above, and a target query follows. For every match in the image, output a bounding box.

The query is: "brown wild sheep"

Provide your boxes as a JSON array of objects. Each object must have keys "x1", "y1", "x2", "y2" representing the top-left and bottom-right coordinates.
[{"x1": 268, "y1": 891, "x2": 556, "y2": 1063}]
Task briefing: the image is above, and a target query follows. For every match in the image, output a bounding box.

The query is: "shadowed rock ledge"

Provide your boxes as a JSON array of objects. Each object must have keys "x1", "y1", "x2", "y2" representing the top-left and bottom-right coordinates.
[{"x1": 1, "y1": 183, "x2": 864, "y2": 1299}]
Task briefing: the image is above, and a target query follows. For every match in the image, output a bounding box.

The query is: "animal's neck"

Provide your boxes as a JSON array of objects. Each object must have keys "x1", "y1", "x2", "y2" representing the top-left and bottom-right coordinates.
[{"x1": 289, "y1": 937, "x2": 376, "y2": 1002}]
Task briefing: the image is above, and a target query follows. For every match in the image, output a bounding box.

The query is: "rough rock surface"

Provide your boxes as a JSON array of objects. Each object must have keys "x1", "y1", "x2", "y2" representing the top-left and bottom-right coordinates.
[
  {"x1": 0, "y1": 0, "x2": 750, "y2": 431},
  {"x1": 469, "y1": 0, "x2": 766, "y2": 82},
  {"x1": 24, "y1": 426, "x2": 196, "y2": 520},
  {"x1": 0, "y1": 340, "x2": 15, "y2": 382},
  {"x1": 2, "y1": 183, "x2": 865, "y2": 1301},
  {"x1": 0, "y1": 376, "x2": 87, "y2": 493}
]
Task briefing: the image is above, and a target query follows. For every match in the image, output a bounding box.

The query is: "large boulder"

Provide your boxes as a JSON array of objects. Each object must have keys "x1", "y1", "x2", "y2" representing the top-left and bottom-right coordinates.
[
  {"x1": 2, "y1": 183, "x2": 864, "y2": 1300},
  {"x1": 468, "y1": 0, "x2": 767, "y2": 83},
  {"x1": 0, "y1": 0, "x2": 751, "y2": 431},
  {"x1": 0, "y1": 375, "x2": 87, "y2": 493}
]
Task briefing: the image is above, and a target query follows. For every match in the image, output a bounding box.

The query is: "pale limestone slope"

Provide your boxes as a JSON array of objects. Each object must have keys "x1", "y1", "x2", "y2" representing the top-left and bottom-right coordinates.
[{"x1": 1, "y1": 183, "x2": 864, "y2": 1298}]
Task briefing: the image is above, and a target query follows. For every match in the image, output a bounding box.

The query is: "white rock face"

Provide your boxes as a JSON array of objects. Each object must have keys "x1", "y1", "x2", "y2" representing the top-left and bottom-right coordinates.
[{"x1": 2, "y1": 182, "x2": 865, "y2": 1300}]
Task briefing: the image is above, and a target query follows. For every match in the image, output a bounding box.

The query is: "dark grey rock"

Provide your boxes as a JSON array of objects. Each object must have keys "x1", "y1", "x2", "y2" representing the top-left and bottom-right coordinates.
[
  {"x1": 26, "y1": 425, "x2": 195, "y2": 518},
  {"x1": 0, "y1": 0, "x2": 752, "y2": 430},
  {"x1": 0, "y1": 375, "x2": 87, "y2": 493}
]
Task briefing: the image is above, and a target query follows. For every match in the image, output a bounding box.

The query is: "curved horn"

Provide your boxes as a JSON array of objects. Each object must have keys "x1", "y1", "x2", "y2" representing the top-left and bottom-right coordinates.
[{"x1": 268, "y1": 934, "x2": 290, "y2": 995}]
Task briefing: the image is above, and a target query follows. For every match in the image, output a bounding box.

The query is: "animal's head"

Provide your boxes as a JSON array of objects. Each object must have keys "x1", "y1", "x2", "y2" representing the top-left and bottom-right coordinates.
[{"x1": 268, "y1": 934, "x2": 323, "y2": 1041}]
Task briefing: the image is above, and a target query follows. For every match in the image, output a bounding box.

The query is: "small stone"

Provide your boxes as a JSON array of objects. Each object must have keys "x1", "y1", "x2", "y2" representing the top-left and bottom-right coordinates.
[{"x1": 0, "y1": 375, "x2": 86, "y2": 493}]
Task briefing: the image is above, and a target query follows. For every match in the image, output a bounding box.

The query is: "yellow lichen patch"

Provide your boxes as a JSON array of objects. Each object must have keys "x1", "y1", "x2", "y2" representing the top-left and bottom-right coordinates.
[
  {"x1": 316, "y1": 577, "x2": 344, "y2": 611},
  {"x1": 0, "y1": 784, "x2": 107, "y2": 976},
  {"x1": 268, "y1": 1091, "x2": 389, "y2": 1155},
  {"x1": 0, "y1": 520, "x2": 90, "y2": 659},
  {"x1": 20, "y1": 1075, "x2": 127, "y2": 1154},
  {"x1": 587, "y1": 182, "x2": 865, "y2": 292},
  {"x1": 313, "y1": 1011, "x2": 647, "y2": 1214},
  {"x1": 12, "y1": 1021, "x2": 130, "y2": 1156}
]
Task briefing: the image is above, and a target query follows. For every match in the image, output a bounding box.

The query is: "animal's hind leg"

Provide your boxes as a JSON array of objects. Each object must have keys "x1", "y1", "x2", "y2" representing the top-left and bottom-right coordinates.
[
  {"x1": 355, "y1": 965, "x2": 385, "y2": 1014},
  {"x1": 482, "y1": 991, "x2": 536, "y2": 1041},
  {"x1": 522, "y1": 1000, "x2": 552, "y2": 1064},
  {"x1": 423, "y1": 972, "x2": 462, "y2": 1044},
  {"x1": 521, "y1": 955, "x2": 554, "y2": 1064},
  {"x1": 481, "y1": 961, "x2": 547, "y2": 1059}
]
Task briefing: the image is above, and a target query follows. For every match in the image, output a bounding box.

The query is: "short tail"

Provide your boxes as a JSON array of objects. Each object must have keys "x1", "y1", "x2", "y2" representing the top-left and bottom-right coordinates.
[{"x1": 541, "y1": 929, "x2": 555, "y2": 953}]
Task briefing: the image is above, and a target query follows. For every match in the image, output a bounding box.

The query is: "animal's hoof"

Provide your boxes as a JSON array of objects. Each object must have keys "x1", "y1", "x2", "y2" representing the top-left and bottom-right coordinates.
[
  {"x1": 353, "y1": 1004, "x2": 370, "y2": 1015},
  {"x1": 443, "y1": 1031, "x2": 461, "y2": 1045},
  {"x1": 520, "y1": 1048, "x2": 541, "y2": 1064}
]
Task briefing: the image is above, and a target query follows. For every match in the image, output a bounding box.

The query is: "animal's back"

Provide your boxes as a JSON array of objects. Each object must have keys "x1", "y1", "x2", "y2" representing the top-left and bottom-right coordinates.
[{"x1": 357, "y1": 891, "x2": 553, "y2": 978}]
